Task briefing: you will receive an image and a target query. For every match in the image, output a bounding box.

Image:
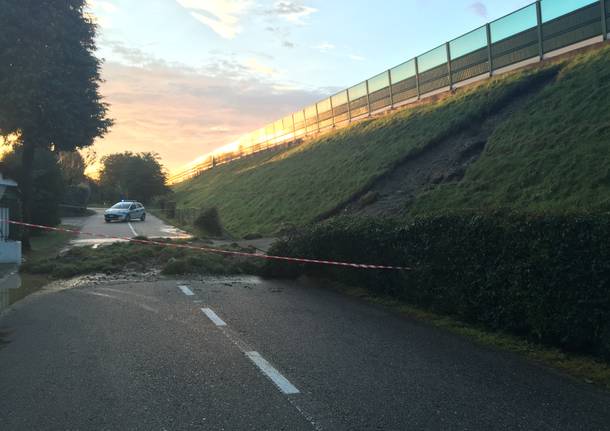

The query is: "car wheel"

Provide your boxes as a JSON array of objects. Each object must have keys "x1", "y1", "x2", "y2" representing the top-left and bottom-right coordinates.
[{"x1": 140, "y1": 213, "x2": 146, "y2": 222}]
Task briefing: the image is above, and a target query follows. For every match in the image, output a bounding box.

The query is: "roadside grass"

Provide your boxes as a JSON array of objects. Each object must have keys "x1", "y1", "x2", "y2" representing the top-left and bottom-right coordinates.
[
  {"x1": 411, "y1": 45, "x2": 610, "y2": 214},
  {"x1": 173, "y1": 62, "x2": 560, "y2": 237},
  {"x1": 21, "y1": 239, "x2": 264, "y2": 279},
  {"x1": 335, "y1": 284, "x2": 610, "y2": 390},
  {"x1": 25, "y1": 226, "x2": 79, "y2": 266}
]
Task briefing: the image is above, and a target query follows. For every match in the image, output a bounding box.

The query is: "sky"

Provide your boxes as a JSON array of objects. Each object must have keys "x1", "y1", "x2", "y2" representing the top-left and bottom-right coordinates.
[{"x1": 87, "y1": 0, "x2": 538, "y2": 175}]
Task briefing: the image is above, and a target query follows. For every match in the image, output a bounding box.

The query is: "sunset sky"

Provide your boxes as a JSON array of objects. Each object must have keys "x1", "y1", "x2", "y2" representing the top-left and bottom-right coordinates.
[{"x1": 87, "y1": 0, "x2": 536, "y2": 175}]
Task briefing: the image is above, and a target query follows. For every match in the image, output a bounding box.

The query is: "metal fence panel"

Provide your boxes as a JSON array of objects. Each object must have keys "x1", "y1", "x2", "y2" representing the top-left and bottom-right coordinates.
[
  {"x1": 542, "y1": 1, "x2": 601, "y2": 53},
  {"x1": 390, "y1": 59, "x2": 417, "y2": 103},
  {"x1": 450, "y1": 26, "x2": 490, "y2": 83},
  {"x1": 348, "y1": 81, "x2": 369, "y2": 118}
]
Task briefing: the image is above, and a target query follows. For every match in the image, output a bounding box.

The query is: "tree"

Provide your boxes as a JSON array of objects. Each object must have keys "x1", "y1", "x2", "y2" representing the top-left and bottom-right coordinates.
[
  {"x1": 0, "y1": 0, "x2": 112, "y2": 249},
  {"x1": 98, "y1": 152, "x2": 169, "y2": 204},
  {"x1": 0, "y1": 147, "x2": 64, "y2": 227}
]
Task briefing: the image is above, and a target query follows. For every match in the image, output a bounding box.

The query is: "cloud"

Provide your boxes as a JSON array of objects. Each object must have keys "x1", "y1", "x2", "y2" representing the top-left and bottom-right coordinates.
[
  {"x1": 175, "y1": 0, "x2": 253, "y2": 39},
  {"x1": 315, "y1": 42, "x2": 335, "y2": 53},
  {"x1": 244, "y1": 58, "x2": 277, "y2": 77},
  {"x1": 265, "y1": 25, "x2": 296, "y2": 48},
  {"x1": 86, "y1": 0, "x2": 119, "y2": 29},
  {"x1": 94, "y1": 56, "x2": 327, "y2": 175},
  {"x1": 469, "y1": 2, "x2": 488, "y2": 18},
  {"x1": 88, "y1": 0, "x2": 118, "y2": 13},
  {"x1": 262, "y1": 1, "x2": 318, "y2": 24}
]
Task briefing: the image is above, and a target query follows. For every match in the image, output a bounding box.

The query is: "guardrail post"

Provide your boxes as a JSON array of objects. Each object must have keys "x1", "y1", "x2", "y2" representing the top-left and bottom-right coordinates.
[
  {"x1": 536, "y1": 0, "x2": 544, "y2": 60},
  {"x1": 347, "y1": 91, "x2": 352, "y2": 122},
  {"x1": 486, "y1": 23, "x2": 493, "y2": 75},
  {"x1": 330, "y1": 97, "x2": 335, "y2": 127},
  {"x1": 414, "y1": 57, "x2": 421, "y2": 99},
  {"x1": 365, "y1": 80, "x2": 372, "y2": 117},
  {"x1": 291, "y1": 113, "x2": 296, "y2": 141},
  {"x1": 315, "y1": 103, "x2": 321, "y2": 132},
  {"x1": 303, "y1": 109, "x2": 308, "y2": 135},
  {"x1": 602, "y1": 0, "x2": 608, "y2": 40},
  {"x1": 445, "y1": 42, "x2": 453, "y2": 88},
  {"x1": 388, "y1": 69, "x2": 394, "y2": 109}
]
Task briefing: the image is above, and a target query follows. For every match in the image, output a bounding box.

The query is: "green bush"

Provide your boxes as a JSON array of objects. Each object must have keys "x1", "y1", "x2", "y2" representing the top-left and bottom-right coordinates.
[
  {"x1": 193, "y1": 207, "x2": 223, "y2": 237},
  {"x1": 265, "y1": 213, "x2": 610, "y2": 360}
]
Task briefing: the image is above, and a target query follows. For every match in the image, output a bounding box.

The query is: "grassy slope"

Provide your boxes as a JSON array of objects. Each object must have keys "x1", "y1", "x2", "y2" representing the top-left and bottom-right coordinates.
[
  {"x1": 411, "y1": 45, "x2": 610, "y2": 214},
  {"x1": 175, "y1": 46, "x2": 610, "y2": 236},
  {"x1": 175, "y1": 65, "x2": 557, "y2": 237}
]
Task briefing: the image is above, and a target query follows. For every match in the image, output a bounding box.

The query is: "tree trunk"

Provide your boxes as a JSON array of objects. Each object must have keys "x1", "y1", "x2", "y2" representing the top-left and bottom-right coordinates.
[{"x1": 20, "y1": 141, "x2": 35, "y2": 251}]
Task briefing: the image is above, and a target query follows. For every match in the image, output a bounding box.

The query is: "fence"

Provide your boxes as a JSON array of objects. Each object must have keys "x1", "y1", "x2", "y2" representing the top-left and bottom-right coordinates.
[{"x1": 170, "y1": 0, "x2": 610, "y2": 185}]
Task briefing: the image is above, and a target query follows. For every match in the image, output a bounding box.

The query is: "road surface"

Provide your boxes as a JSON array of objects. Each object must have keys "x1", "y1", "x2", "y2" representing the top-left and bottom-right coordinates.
[
  {"x1": 63, "y1": 208, "x2": 190, "y2": 247},
  {"x1": 1, "y1": 275, "x2": 609, "y2": 430}
]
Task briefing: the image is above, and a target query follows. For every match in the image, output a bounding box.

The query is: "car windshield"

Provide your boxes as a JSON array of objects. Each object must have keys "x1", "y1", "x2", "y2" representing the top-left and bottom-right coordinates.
[{"x1": 111, "y1": 203, "x2": 131, "y2": 210}]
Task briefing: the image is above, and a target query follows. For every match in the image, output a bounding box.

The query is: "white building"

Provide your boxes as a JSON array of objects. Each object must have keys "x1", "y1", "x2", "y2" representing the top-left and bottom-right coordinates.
[{"x1": 0, "y1": 173, "x2": 21, "y2": 264}]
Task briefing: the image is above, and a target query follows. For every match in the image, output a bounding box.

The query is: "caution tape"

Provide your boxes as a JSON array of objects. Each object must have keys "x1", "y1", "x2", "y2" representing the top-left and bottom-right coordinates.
[{"x1": 8, "y1": 220, "x2": 412, "y2": 271}]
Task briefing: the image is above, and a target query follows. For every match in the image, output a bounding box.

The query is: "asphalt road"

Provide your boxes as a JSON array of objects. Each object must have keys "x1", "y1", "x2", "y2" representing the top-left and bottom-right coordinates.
[
  {"x1": 1, "y1": 276, "x2": 610, "y2": 430},
  {"x1": 64, "y1": 208, "x2": 190, "y2": 246}
]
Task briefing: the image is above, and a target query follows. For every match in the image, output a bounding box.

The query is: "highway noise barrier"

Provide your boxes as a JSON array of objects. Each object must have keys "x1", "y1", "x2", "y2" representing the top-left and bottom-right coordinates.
[{"x1": 6, "y1": 220, "x2": 412, "y2": 271}]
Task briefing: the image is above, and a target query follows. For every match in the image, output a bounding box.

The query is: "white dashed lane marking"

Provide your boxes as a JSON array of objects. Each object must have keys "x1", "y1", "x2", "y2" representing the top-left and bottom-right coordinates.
[
  {"x1": 201, "y1": 308, "x2": 227, "y2": 326},
  {"x1": 246, "y1": 351, "x2": 300, "y2": 395},
  {"x1": 178, "y1": 285, "x2": 195, "y2": 296}
]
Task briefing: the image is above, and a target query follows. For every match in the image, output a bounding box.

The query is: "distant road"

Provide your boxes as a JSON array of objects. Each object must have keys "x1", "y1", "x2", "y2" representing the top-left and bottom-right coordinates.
[
  {"x1": 1, "y1": 275, "x2": 610, "y2": 430},
  {"x1": 63, "y1": 207, "x2": 190, "y2": 246}
]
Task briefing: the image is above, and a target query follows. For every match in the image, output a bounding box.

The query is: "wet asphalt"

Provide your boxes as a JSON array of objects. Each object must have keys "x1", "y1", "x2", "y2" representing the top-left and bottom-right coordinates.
[
  {"x1": 64, "y1": 208, "x2": 190, "y2": 247},
  {"x1": 1, "y1": 276, "x2": 610, "y2": 430}
]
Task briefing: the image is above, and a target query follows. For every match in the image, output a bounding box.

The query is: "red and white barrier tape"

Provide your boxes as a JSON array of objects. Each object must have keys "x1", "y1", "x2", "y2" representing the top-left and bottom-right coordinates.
[{"x1": 8, "y1": 220, "x2": 412, "y2": 271}]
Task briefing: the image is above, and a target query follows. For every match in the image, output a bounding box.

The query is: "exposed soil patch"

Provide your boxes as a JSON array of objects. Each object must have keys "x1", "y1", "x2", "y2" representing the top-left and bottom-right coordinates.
[{"x1": 339, "y1": 76, "x2": 555, "y2": 218}]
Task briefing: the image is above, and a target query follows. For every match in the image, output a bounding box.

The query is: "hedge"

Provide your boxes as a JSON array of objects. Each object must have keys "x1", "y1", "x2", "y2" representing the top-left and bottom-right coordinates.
[{"x1": 264, "y1": 213, "x2": 610, "y2": 360}]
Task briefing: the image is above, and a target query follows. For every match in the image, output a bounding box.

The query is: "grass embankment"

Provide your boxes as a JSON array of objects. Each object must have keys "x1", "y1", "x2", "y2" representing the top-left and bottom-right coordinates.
[
  {"x1": 21, "y1": 239, "x2": 264, "y2": 279},
  {"x1": 411, "y1": 46, "x2": 610, "y2": 214},
  {"x1": 173, "y1": 63, "x2": 559, "y2": 237}
]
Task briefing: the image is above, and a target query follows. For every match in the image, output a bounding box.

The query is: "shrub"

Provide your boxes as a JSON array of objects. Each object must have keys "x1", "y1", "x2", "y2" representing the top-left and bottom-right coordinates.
[
  {"x1": 193, "y1": 207, "x2": 223, "y2": 237},
  {"x1": 265, "y1": 213, "x2": 610, "y2": 360}
]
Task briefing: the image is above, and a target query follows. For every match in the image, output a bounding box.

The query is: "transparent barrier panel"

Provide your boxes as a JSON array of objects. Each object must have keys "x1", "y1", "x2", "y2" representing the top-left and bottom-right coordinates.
[
  {"x1": 491, "y1": 4, "x2": 538, "y2": 70},
  {"x1": 273, "y1": 119, "x2": 284, "y2": 143},
  {"x1": 305, "y1": 104, "x2": 318, "y2": 133},
  {"x1": 491, "y1": 5, "x2": 537, "y2": 43},
  {"x1": 541, "y1": 1, "x2": 601, "y2": 53},
  {"x1": 331, "y1": 90, "x2": 349, "y2": 123},
  {"x1": 541, "y1": 0, "x2": 597, "y2": 22},
  {"x1": 348, "y1": 81, "x2": 368, "y2": 118},
  {"x1": 317, "y1": 98, "x2": 333, "y2": 128},
  {"x1": 368, "y1": 71, "x2": 391, "y2": 111},
  {"x1": 450, "y1": 26, "x2": 490, "y2": 83},
  {"x1": 417, "y1": 45, "x2": 449, "y2": 94},
  {"x1": 293, "y1": 111, "x2": 306, "y2": 137},
  {"x1": 390, "y1": 59, "x2": 417, "y2": 103}
]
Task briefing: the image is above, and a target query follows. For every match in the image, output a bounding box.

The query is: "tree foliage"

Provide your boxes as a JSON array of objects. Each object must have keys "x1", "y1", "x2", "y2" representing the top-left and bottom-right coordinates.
[
  {"x1": 0, "y1": 147, "x2": 63, "y2": 227},
  {"x1": 98, "y1": 152, "x2": 168, "y2": 204},
  {"x1": 0, "y1": 0, "x2": 112, "y2": 248}
]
